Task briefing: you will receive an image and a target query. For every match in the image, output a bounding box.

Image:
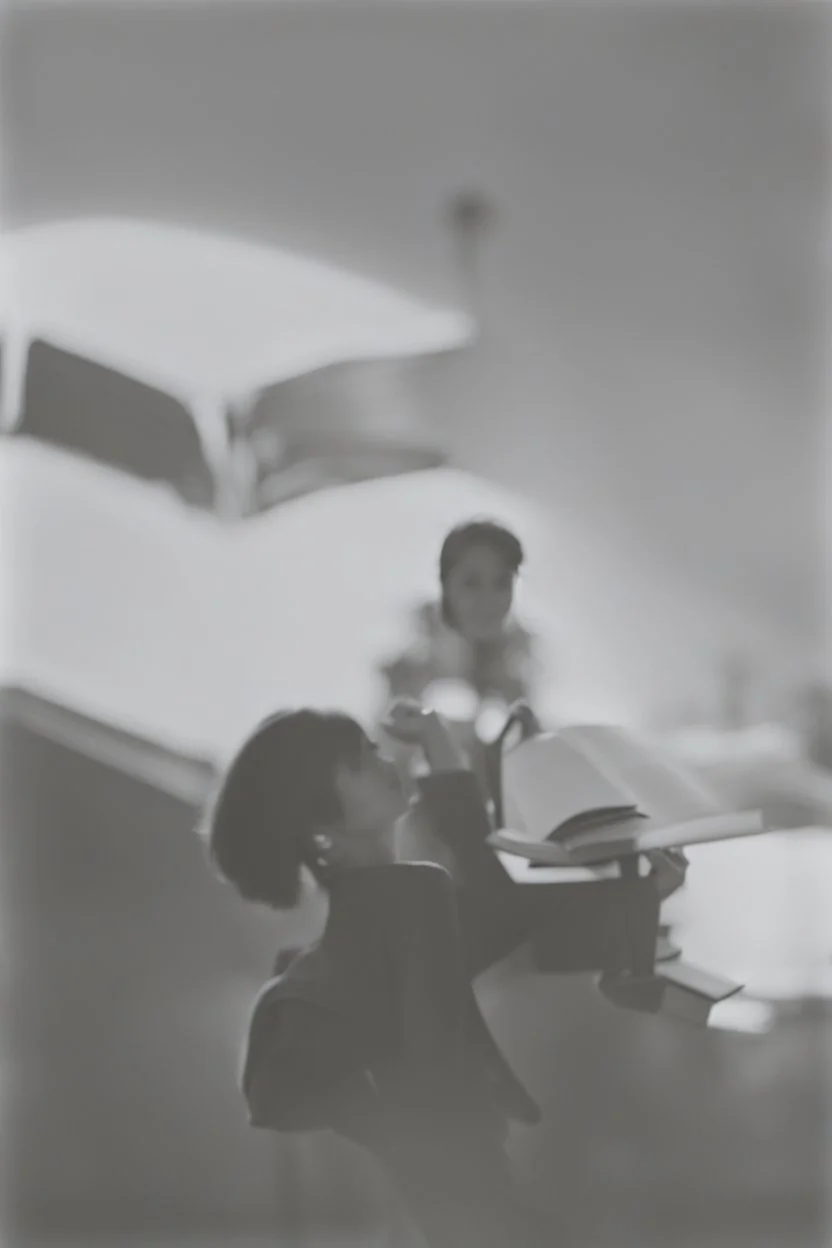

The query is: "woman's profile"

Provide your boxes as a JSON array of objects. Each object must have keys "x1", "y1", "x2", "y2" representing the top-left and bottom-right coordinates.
[{"x1": 203, "y1": 697, "x2": 678, "y2": 1246}]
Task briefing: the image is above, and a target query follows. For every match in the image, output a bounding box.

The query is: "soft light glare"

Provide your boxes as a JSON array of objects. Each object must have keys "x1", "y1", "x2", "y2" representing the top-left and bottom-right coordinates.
[
  {"x1": 664, "y1": 829, "x2": 832, "y2": 1002},
  {"x1": 422, "y1": 679, "x2": 479, "y2": 723},
  {"x1": 708, "y1": 996, "x2": 776, "y2": 1035},
  {"x1": 476, "y1": 697, "x2": 511, "y2": 743}
]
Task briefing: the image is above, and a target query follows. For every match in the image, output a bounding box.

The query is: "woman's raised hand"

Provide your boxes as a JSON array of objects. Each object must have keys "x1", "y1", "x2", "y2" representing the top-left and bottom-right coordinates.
[
  {"x1": 382, "y1": 697, "x2": 437, "y2": 746},
  {"x1": 383, "y1": 699, "x2": 466, "y2": 773},
  {"x1": 646, "y1": 849, "x2": 689, "y2": 901},
  {"x1": 506, "y1": 700, "x2": 542, "y2": 735}
]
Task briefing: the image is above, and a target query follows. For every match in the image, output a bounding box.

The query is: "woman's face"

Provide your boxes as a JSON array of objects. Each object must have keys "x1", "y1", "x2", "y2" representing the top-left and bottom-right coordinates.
[
  {"x1": 330, "y1": 736, "x2": 406, "y2": 865},
  {"x1": 444, "y1": 543, "x2": 515, "y2": 642}
]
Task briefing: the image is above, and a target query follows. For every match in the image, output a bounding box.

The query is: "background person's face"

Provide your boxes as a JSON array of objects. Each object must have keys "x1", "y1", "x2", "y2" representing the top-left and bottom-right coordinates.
[{"x1": 444, "y1": 544, "x2": 515, "y2": 642}]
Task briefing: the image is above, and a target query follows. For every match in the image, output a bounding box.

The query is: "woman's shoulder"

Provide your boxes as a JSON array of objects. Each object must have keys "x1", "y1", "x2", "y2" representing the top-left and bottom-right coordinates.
[
  {"x1": 241, "y1": 976, "x2": 335, "y2": 1098},
  {"x1": 369, "y1": 858, "x2": 455, "y2": 897},
  {"x1": 248, "y1": 982, "x2": 326, "y2": 1038},
  {"x1": 245, "y1": 950, "x2": 335, "y2": 1048},
  {"x1": 257, "y1": 944, "x2": 329, "y2": 1005}
]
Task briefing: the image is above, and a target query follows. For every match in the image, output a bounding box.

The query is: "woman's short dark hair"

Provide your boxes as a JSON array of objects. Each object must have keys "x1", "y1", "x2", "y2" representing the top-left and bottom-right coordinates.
[
  {"x1": 202, "y1": 709, "x2": 364, "y2": 909},
  {"x1": 439, "y1": 519, "x2": 524, "y2": 627}
]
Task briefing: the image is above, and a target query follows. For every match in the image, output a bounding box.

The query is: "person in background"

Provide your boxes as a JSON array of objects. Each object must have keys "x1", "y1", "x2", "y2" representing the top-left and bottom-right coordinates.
[
  {"x1": 438, "y1": 518, "x2": 539, "y2": 708},
  {"x1": 438, "y1": 518, "x2": 542, "y2": 818},
  {"x1": 379, "y1": 519, "x2": 539, "y2": 821},
  {"x1": 203, "y1": 698, "x2": 682, "y2": 1247},
  {"x1": 439, "y1": 518, "x2": 523, "y2": 642}
]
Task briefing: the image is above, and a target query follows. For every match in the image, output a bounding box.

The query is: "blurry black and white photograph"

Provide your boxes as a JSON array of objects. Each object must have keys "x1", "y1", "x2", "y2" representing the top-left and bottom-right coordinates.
[{"x1": 0, "y1": 1, "x2": 830, "y2": 1246}]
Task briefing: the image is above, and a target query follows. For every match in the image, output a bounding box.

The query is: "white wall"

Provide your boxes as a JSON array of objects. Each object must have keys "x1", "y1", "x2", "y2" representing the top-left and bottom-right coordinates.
[{"x1": 5, "y1": 2, "x2": 826, "y2": 648}]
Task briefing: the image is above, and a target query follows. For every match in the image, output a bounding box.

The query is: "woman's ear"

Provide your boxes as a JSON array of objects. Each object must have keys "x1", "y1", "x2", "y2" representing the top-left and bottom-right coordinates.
[
  {"x1": 308, "y1": 822, "x2": 351, "y2": 871},
  {"x1": 311, "y1": 831, "x2": 333, "y2": 868}
]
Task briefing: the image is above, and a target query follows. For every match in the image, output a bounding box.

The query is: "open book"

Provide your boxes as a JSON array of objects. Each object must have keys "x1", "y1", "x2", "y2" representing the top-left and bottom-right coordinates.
[{"x1": 488, "y1": 724, "x2": 764, "y2": 866}]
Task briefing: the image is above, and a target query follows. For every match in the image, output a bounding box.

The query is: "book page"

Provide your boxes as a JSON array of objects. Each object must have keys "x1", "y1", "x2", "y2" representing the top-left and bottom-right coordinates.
[
  {"x1": 489, "y1": 828, "x2": 575, "y2": 865},
  {"x1": 567, "y1": 810, "x2": 764, "y2": 863},
  {"x1": 492, "y1": 809, "x2": 763, "y2": 866},
  {"x1": 500, "y1": 733, "x2": 637, "y2": 842},
  {"x1": 630, "y1": 811, "x2": 763, "y2": 853},
  {"x1": 560, "y1": 725, "x2": 722, "y2": 824},
  {"x1": 495, "y1": 850, "x2": 623, "y2": 884}
]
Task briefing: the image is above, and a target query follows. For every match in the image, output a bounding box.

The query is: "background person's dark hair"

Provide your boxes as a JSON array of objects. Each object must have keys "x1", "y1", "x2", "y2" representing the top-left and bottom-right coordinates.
[
  {"x1": 439, "y1": 519, "x2": 524, "y2": 629},
  {"x1": 202, "y1": 709, "x2": 364, "y2": 909}
]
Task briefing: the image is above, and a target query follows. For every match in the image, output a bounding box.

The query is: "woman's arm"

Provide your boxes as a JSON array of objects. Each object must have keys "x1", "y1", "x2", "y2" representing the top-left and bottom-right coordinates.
[
  {"x1": 391, "y1": 704, "x2": 668, "y2": 977},
  {"x1": 417, "y1": 765, "x2": 663, "y2": 976}
]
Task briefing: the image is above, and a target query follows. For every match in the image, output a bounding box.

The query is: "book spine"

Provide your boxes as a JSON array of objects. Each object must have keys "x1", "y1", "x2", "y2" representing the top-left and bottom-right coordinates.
[{"x1": 561, "y1": 814, "x2": 647, "y2": 854}]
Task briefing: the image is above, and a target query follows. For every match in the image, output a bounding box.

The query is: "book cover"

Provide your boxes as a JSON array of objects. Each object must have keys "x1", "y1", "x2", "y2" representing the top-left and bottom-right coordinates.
[{"x1": 656, "y1": 961, "x2": 744, "y2": 1027}]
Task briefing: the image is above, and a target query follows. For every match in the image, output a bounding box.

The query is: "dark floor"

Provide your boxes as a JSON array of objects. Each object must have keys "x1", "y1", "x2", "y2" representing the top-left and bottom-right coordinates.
[{"x1": 2, "y1": 722, "x2": 828, "y2": 1248}]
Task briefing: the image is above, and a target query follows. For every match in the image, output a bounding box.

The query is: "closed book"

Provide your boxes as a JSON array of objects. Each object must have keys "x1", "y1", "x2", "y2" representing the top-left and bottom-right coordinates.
[{"x1": 656, "y1": 961, "x2": 743, "y2": 1027}]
